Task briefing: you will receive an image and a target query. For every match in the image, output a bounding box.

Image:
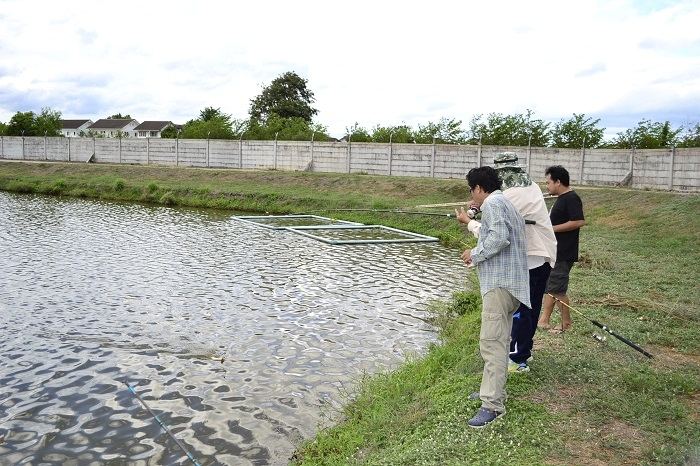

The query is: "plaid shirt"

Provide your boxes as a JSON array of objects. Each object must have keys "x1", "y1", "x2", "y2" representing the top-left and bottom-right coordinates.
[{"x1": 471, "y1": 190, "x2": 531, "y2": 308}]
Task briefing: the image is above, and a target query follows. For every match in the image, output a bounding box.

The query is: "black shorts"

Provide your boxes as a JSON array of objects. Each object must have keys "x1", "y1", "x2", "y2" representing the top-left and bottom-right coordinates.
[{"x1": 545, "y1": 261, "x2": 574, "y2": 294}]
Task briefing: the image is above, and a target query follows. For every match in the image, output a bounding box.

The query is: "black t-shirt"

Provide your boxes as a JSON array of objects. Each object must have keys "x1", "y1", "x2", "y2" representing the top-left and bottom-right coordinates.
[{"x1": 550, "y1": 190, "x2": 584, "y2": 262}]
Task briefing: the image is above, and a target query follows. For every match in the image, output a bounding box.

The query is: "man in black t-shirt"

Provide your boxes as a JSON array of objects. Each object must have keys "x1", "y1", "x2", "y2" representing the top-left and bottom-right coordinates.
[{"x1": 537, "y1": 166, "x2": 585, "y2": 332}]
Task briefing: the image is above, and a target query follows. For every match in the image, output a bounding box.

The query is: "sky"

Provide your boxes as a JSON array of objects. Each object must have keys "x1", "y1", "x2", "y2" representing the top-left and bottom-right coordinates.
[{"x1": 1, "y1": 0, "x2": 699, "y2": 140}]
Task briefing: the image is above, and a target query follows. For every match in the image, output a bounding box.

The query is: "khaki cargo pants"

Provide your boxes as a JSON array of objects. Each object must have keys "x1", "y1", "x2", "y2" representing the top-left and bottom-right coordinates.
[{"x1": 479, "y1": 287, "x2": 520, "y2": 413}]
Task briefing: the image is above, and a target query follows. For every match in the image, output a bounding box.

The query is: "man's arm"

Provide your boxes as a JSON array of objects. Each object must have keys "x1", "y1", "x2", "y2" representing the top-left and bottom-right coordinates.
[
  {"x1": 553, "y1": 219, "x2": 585, "y2": 233},
  {"x1": 470, "y1": 203, "x2": 510, "y2": 265}
]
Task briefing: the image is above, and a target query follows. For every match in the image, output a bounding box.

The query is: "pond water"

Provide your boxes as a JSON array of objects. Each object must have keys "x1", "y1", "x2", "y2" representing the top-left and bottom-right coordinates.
[{"x1": 0, "y1": 192, "x2": 468, "y2": 465}]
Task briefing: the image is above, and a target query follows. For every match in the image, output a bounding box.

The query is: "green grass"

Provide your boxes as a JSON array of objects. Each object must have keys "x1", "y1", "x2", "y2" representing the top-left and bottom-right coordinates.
[{"x1": 1, "y1": 161, "x2": 698, "y2": 465}]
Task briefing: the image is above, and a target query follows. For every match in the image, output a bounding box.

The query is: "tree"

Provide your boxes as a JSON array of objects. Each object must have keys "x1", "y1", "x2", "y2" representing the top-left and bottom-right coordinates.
[
  {"x1": 199, "y1": 107, "x2": 231, "y2": 124},
  {"x1": 179, "y1": 107, "x2": 247, "y2": 139},
  {"x1": 677, "y1": 122, "x2": 700, "y2": 148},
  {"x1": 468, "y1": 110, "x2": 550, "y2": 146},
  {"x1": 108, "y1": 113, "x2": 132, "y2": 119},
  {"x1": 34, "y1": 108, "x2": 62, "y2": 136},
  {"x1": 609, "y1": 119, "x2": 682, "y2": 149},
  {"x1": 6, "y1": 111, "x2": 37, "y2": 136},
  {"x1": 160, "y1": 125, "x2": 179, "y2": 139},
  {"x1": 245, "y1": 114, "x2": 330, "y2": 141},
  {"x1": 345, "y1": 123, "x2": 371, "y2": 142},
  {"x1": 551, "y1": 113, "x2": 605, "y2": 148},
  {"x1": 249, "y1": 71, "x2": 318, "y2": 123},
  {"x1": 414, "y1": 118, "x2": 468, "y2": 144},
  {"x1": 370, "y1": 124, "x2": 414, "y2": 143},
  {"x1": 5, "y1": 108, "x2": 61, "y2": 136}
]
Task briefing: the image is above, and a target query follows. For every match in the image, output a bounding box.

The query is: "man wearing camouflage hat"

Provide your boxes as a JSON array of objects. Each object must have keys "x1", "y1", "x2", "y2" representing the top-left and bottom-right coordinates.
[{"x1": 456, "y1": 152, "x2": 556, "y2": 373}]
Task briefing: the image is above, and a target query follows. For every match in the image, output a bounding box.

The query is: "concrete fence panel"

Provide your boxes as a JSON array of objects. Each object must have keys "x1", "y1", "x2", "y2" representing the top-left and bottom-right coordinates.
[
  {"x1": 241, "y1": 140, "x2": 275, "y2": 170},
  {"x1": 70, "y1": 138, "x2": 95, "y2": 162},
  {"x1": 209, "y1": 140, "x2": 239, "y2": 169},
  {"x1": 177, "y1": 140, "x2": 207, "y2": 167},
  {"x1": 391, "y1": 143, "x2": 433, "y2": 177},
  {"x1": 1, "y1": 137, "x2": 23, "y2": 159},
  {"x1": 121, "y1": 139, "x2": 147, "y2": 165},
  {"x1": 673, "y1": 149, "x2": 700, "y2": 191},
  {"x1": 94, "y1": 139, "x2": 120, "y2": 164},
  {"x1": 632, "y1": 149, "x2": 671, "y2": 190},
  {"x1": 277, "y1": 141, "x2": 312, "y2": 171},
  {"x1": 46, "y1": 138, "x2": 68, "y2": 161},
  {"x1": 306, "y1": 142, "x2": 346, "y2": 173},
  {"x1": 348, "y1": 142, "x2": 389, "y2": 175},
  {"x1": 148, "y1": 139, "x2": 177, "y2": 166}
]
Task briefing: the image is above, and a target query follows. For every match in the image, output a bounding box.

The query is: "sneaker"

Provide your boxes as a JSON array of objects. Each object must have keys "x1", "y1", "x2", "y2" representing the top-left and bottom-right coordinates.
[
  {"x1": 508, "y1": 360, "x2": 530, "y2": 373},
  {"x1": 467, "y1": 407, "x2": 504, "y2": 428}
]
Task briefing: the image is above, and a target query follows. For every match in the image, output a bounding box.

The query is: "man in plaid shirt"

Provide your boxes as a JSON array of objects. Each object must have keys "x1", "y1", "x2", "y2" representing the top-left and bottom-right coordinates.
[{"x1": 460, "y1": 166, "x2": 530, "y2": 428}]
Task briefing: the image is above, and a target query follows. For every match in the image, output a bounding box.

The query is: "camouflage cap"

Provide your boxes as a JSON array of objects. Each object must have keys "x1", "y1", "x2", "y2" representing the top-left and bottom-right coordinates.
[
  {"x1": 493, "y1": 152, "x2": 526, "y2": 170},
  {"x1": 493, "y1": 152, "x2": 532, "y2": 188}
]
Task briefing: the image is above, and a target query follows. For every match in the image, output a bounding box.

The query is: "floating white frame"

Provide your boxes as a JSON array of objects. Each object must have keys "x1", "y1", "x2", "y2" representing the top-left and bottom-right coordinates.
[
  {"x1": 234, "y1": 214, "x2": 361, "y2": 230},
  {"x1": 286, "y1": 224, "x2": 439, "y2": 245}
]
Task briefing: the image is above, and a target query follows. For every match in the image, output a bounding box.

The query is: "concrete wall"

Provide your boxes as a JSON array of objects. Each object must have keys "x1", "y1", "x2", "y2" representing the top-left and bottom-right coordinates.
[{"x1": 1, "y1": 136, "x2": 699, "y2": 192}]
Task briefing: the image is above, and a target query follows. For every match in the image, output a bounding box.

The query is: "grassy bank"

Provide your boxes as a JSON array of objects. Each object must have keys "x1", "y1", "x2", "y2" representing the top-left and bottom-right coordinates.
[{"x1": 1, "y1": 161, "x2": 698, "y2": 464}]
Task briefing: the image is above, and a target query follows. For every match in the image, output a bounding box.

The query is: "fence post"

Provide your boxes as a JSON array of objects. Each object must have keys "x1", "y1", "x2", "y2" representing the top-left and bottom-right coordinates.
[
  {"x1": 274, "y1": 132, "x2": 278, "y2": 170},
  {"x1": 22, "y1": 134, "x2": 25, "y2": 160},
  {"x1": 176, "y1": 136, "x2": 179, "y2": 166},
  {"x1": 347, "y1": 138, "x2": 351, "y2": 174},
  {"x1": 93, "y1": 137, "x2": 96, "y2": 162},
  {"x1": 146, "y1": 137, "x2": 150, "y2": 165},
  {"x1": 388, "y1": 132, "x2": 393, "y2": 176},
  {"x1": 67, "y1": 137, "x2": 71, "y2": 162},
  {"x1": 44, "y1": 133, "x2": 48, "y2": 160},
  {"x1": 668, "y1": 145, "x2": 675, "y2": 190},
  {"x1": 476, "y1": 136, "x2": 482, "y2": 168},
  {"x1": 310, "y1": 131, "x2": 315, "y2": 171},
  {"x1": 579, "y1": 136, "x2": 586, "y2": 184},
  {"x1": 526, "y1": 134, "x2": 532, "y2": 176},
  {"x1": 629, "y1": 146, "x2": 635, "y2": 187},
  {"x1": 119, "y1": 136, "x2": 122, "y2": 164},
  {"x1": 1, "y1": 136, "x2": 3, "y2": 159},
  {"x1": 206, "y1": 132, "x2": 210, "y2": 168},
  {"x1": 239, "y1": 133, "x2": 244, "y2": 169},
  {"x1": 431, "y1": 137, "x2": 436, "y2": 177}
]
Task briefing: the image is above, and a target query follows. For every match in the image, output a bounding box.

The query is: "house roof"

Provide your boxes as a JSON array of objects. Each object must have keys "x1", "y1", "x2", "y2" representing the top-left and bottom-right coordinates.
[
  {"x1": 134, "y1": 121, "x2": 173, "y2": 131},
  {"x1": 60, "y1": 119, "x2": 92, "y2": 129},
  {"x1": 88, "y1": 119, "x2": 137, "y2": 130}
]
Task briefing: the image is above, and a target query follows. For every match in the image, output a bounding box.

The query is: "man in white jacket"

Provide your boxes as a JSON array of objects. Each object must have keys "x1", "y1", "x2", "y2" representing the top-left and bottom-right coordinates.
[{"x1": 456, "y1": 153, "x2": 557, "y2": 372}]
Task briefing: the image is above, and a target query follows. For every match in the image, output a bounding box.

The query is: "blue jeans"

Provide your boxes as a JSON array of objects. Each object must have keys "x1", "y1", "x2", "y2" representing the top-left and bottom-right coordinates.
[{"x1": 509, "y1": 262, "x2": 552, "y2": 364}]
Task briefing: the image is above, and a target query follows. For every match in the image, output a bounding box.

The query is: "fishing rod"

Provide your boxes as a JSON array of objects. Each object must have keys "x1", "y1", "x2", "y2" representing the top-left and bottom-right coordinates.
[
  {"x1": 546, "y1": 293, "x2": 653, "y2": 359},
  {"x1": 123, "y1": 380, "x2": 204, "y2": 466},
  {"x1": 306, "y1": 208, "x2": 458, "y2": 218},
  {"x1": 304, "y1": 208, "x2": 535, "y2": 224}
]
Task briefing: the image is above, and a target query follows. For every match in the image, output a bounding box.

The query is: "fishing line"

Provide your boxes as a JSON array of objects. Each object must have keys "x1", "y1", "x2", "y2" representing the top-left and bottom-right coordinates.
[{"x1": 123, "y1": 380, "x2": 204, "y2": 466}]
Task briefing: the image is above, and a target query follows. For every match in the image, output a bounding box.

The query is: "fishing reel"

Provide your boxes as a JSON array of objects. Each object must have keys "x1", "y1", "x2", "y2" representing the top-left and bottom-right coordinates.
[{"x1": 466, "y1": 206, "x2": 480, "y2": 219}]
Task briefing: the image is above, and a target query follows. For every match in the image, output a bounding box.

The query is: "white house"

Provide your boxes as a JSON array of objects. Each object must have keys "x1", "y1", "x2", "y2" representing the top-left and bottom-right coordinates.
[
  {"x1": 133, "y1": 121, "x2": 175, "y2": 138},
  {"x1": 87, "y1": 119, "x2": 140, "y2": 137},
  {"x1": 60, "y1": 119, "x2": 93, "y2": 137}
]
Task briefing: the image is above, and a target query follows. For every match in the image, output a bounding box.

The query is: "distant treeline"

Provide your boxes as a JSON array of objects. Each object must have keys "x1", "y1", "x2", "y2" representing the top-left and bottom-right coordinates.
[{"x1": 1, "y1": 71, "x2": 698, "y2": 149}]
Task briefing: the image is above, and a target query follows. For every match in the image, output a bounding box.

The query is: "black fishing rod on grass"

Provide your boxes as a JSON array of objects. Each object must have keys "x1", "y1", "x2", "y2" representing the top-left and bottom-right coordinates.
[
  {"x1": 123, "y1": 380, "x2": 203, "y2": 466},
  {"x1": 546, "y1": 293, "x2": 653, "y2": 359}
]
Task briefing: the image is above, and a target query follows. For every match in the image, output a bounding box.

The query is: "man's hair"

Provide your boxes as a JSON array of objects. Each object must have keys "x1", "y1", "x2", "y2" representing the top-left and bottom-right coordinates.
[
  {"x1": 545, "y1": 165, "x2": 570, "y2": 186},
  {"x1": 466, "y1": 166, "x2": 502, "y2": 193}
]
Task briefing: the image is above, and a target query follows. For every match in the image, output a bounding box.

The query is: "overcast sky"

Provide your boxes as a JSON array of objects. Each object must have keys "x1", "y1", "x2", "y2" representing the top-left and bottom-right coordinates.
[{"x1": 1, "y1": 0, "x2": 698, "y2": 139}]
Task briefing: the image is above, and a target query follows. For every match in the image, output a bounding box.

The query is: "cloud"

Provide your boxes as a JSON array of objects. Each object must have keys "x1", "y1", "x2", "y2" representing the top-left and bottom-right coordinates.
[
  {"x1": 575, "y1": 63, "x2": 608, "y2": 78},
  {"x1": 0, "y1": 0, "x2": 698, "y2": 137}
]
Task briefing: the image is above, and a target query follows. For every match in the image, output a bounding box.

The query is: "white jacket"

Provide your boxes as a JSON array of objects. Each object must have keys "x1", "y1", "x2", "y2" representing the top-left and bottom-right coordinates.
[{"x1": 467, "y1": 182, "x2": 557, "y2": 267}]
